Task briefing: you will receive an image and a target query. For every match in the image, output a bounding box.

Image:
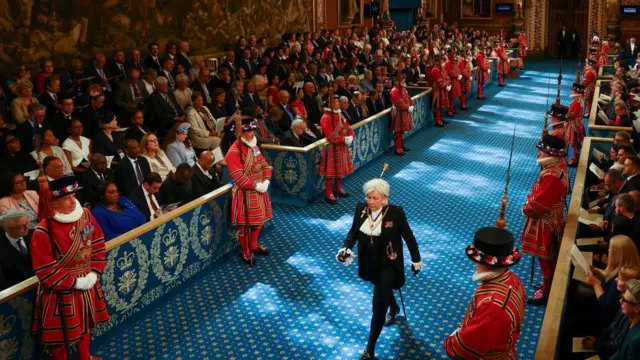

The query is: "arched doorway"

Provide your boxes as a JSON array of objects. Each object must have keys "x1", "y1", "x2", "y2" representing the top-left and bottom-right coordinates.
[{"x1": 547, "y1": 0, "x2": 589, "y2": 58}]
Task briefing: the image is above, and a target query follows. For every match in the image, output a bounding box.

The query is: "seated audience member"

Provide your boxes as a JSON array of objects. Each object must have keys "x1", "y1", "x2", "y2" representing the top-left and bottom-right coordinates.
[
  {"x1": 583, "y1": 266, "x2": 640, "y2": 360},
  {"x1": 366, "y1": 90, "x2": 384, "y2": 116},
  {"x1": 340, "y1": 95, "x2": 359, "y2": 125},
  {"x1": 303, "y1": 82, "x2": 323, "y2": 126},
  {"x1": 157, "y1": 163, "x2": 196, "y2": 206},
  {"x1": 80, "y1": 93, "x2": 109, "y2": 139},
  {"x1": 79, "y1": 154, "x2": 114, "y2": 207},
  {"x1": 610, "y1": 100, "x2": 631, "y2": 127},
  {"x1": 62, "y1": 119, "x2": 92, "y2": 174},
  {"x1": 124, "y1": 110, "x2": 152, "y2": 143},
  {"x1": 145, "y1": 76, "x2": 185, "y2": 138},
  {"x1": 608, "y1": 279, "x2": 640, "y2": 359},
  {"x1": 614, "y1": 131, "x2": 633, "y2": 148},
  {"x1": 0, "y1": 173, "x2": 39, "y2": 229},
  {"x1": 141, "y1": 68, "x2": 157, "y2": 97},
  {"x1": 612, "y1": 146, "x2": 633, "y2": 172},
  {"x1": 276, "y1": 90, "x2": 295, "y2": 132},
  {"x1": 584, "y1": 236, "x2": 640, "y2": 331},
  {"x1": 114, "y1": 67, "x2": 145, "y2": 122},
  {"x1": 280, "y1": 118, "x2": 306, "y2": 147},
  {"x1": 186, "y1": 92, "x2": 221, "y2": 151},
  {"x1": 360, "y1": 69, "x2": 374, "y2": 93},
  {"x1": 257, "y1": 107, "x2": 283, "y2": 144},
  {"x1": 622, "y1": 155, "x2": 640, "y2": 193},
  {"x1": 43, "y1": 156, "x2": 65, "y2": 180},
  {"x1": 191, "y1": 68, "x2": 214, "y2": 108},
  {"x1": 53, "y1": 95, "x2": 76, "y2": 142},
  {"x1": 30, "y1": 129, "x2": 73, "y2": 176},
  {"x1": 15, "y1": 103, "x2": 51, "y2": 155},
  {"x1": 611, "y1": 194, "x2": 639, "y2": 242},
  {"x1": 173, "y1": 74, "x2": 193, "y2": 111},
  {"x1": 129, "y1": 172, "x2": 163, "y2": 221},
  {"x1": 242, "y1": 81, "x2": 264, "y2": 115},
  {"x1": 91, "y1": 182, "x2": 146, "y2": 241},
  {"x1": 290, "y1": 88, "x2": 307, "y2": 120},
  {"x1": 92, "y1": 115, "x2": 123, "y2": 167},
  {"x1": 10, "y1": 80, "x2": 39, "y2": 125},
  {"x1": 210, "y1": 88, "x2": 229, "y2": 119},
  {"x1": 164, "y1": 123, "x2": 197, "y2": 167},
  {"x1": 115, "y1": 138, "x2": 151, "y2": 196},
  {"x1": 38, "y1": 75, "x2": 62, "y2": 123},
  {"x1": 140, "y1": 133, "x2": 175, "y2": 181},
  {"x1": 0, "y1": 210, "x2": 35, "y2": 290},
  {"x1": 191, "y1": 151, "x2": 221, "y2": 198},
  {"x1": 1, "y1": 135, "x2": 38, "y2": 175}
]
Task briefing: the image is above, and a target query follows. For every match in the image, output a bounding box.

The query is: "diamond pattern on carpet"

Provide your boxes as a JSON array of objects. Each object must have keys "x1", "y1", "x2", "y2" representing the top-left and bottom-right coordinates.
[{"x1": 94, "y1": 61, "x2": 577, "y2": 360}]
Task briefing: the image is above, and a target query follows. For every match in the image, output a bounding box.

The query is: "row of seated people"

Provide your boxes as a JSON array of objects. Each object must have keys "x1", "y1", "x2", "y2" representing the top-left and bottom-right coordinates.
[
  {"x1": 595, "y1": 64, "x2": 636, "y2": 128},
  {"x1": 562, "y1": 130, "x2": 640, "y2": 359}
]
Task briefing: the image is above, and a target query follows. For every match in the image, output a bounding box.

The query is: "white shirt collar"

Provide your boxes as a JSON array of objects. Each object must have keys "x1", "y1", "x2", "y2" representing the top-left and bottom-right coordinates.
[{"x1": 196, "y1": 163, "x2": 212, "y2": 179}]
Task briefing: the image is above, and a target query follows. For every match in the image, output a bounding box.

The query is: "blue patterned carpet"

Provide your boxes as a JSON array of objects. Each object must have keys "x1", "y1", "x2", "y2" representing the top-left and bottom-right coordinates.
[{"x1": 93, "y1": 61, "x2": 577, "y2": 360}]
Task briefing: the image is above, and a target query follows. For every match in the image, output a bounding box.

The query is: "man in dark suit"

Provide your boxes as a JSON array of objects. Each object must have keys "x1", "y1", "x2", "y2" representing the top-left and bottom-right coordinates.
[
  {"x1": 304, "y1": 64, "x2": 321, "y2": 92},
  {"x1": 53, "y1": 95, "x2": 77, "y2": 142},
  {"x1": 303, "y1": 83, "x2": 323, "y2": 126},
  {"x1": 242, "y1": 82, "x2": 264, "y2": 115},
  {"x1": 144, "y1": 77, "x2": 184, "y2": 138},
  {"x1": 209, "y1": 67, "x2": 231, "y2": 93},
  {"x1": 191, "y1": 68, "x2": 214, "y2": 107},
  {"x1": 557, "y1": 25, "x2": 568, "y2": 58},
  {"x1": 570, "y1": 29, "x2": 581, "y2": 59},
  {"x1": 108, "y1": 49, "x2": 128, "y2": 86},
  {"x1": 0, "y1": 210, "x2": 35, "y2": 290},
  {"x1": 38, "y1": 75, "x2": 62, "y2": 123},
  {"x1": 115, "y1": 68, "x2": 145, "y2": 124},
  {"x1": 115, "y1": 138, "x2": 152, "y2": 196},
  {"x1": 340, "y1": 95, "x2": 361, "y2": 125},
  {"x1": 239, "y1": 48, "x2": 256, "y2": 78},
  {"x1": 125, "y1": 49, "x2": 145, "y2": 75},
  {"x1": 622, "y1": 156, "x2": 640, "y2": 194},
  {"x1": 15, "y1": 103, "x2": 52, "y2": 154},
  {"x1": 177, "y1": 40, "x2": 194, "y2": 75},
  {"x1": 157, "y1": 163, "x2": 196, "y2": 206},
  {"x1": 191, "y1": 151, "x2": 221, "y2": 198},
  {"x1": 366, "y1": 90, "x2": 384, "y2": 116},
  {"x1": 335, "y1": 76, "x2": 352, "y2": 100},
  {"x1": 280, "y1": 119, "x2": 305, "y2": 147},
  {"x1": 143, "y1": 42, "x2": 162, "y2": 73},
  {"x1": 221, "y1": 51, "x2": 237, "y2": 82},
  {"x1": 129, "y1": 172, "x2": 163, "y2": 221},
  {"x1": 79, "y1": 154, "x2": 113, "y2": 207},
  {"x1": 80, "y1": 93, "x2": 109, "y2": 139},
  {"x1": 84, "y1": 53, "x2": 113, "y2": 94},
  {"x1": 381, "y1": 80, "x2": 393, "y2": 110},
  {"x1": 276, "y1": 90, "x2": 295, "y2": 133},
  {"x1": 157, "y1": 58, "x2": 177, "y2": 91},
  {"x1": 625, "y1": 37, "x2": 639, "y2": 60}
]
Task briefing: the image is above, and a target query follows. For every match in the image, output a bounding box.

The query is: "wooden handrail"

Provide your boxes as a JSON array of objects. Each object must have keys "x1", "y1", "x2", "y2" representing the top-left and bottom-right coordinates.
[
  {"x1": 0, "y1": 184, "x2": 233, "y2": 304},
  {"x1": 535, "y1": 137, "x2": 592, "y2": 359},
  {"x1": 260, "y1": 88, "x2": 432, "y2": 153}
]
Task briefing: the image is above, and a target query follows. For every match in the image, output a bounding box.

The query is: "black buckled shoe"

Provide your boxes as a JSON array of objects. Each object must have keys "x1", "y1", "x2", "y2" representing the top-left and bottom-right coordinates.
[
  {"x1": 526, "y1": 290, "x2": 548, "y2": 306},
  {"x1": 360, "y1": 349, "x2": 374, "y2": 360},
  {"x1": 384, "y1": 304, "x2": 400, "y2": 326},
  {"x1": 395, "y1": 149, "x2": 405, "y2": 156},
  {"x1": 337, "y1": 189, "x2": 350, "y2": 198},
  {"x1": 403, "y1": 146, "x2": 410, "y2": 152},
  {"x1": 241, "y1": 253, "x2": 255, "y2": 266},
  {"x1": 325, "y1": 194, "x2": 338, "y2": 205},
  {"x1": 252, "y1": 245, "x2": 271, "y2": 256}
]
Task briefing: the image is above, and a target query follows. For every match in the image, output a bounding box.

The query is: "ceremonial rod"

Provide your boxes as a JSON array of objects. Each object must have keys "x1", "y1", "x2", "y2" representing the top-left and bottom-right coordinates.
[{"x1": 496, "y1": 126, "x2": 516, "y2": 229}]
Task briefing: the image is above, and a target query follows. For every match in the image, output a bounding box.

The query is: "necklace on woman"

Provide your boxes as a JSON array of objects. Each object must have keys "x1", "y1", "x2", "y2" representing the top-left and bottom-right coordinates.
[{"x1": 367, "y1": 206, "x2": 387, "y2": 244}]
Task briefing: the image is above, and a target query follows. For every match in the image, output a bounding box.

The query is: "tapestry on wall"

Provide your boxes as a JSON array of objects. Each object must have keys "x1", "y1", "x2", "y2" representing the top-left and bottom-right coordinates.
[{"x1": 0, "y1": 0, "x2": 314, "y2": 69}]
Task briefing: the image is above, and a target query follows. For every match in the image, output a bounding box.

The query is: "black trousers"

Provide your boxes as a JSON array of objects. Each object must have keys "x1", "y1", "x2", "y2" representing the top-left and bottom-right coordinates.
[{"x1": 367, "y1": 266, "x2": 399, "y2": 353}]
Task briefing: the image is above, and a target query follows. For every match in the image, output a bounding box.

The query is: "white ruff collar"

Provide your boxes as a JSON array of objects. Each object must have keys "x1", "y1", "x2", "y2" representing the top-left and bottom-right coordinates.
[
  {"x1": 472, "y1": 269, "x2": 507, "y2": 282},
  {"x1": 241, "y1": 136, "x2": 257, "y2": 148},
  {"x1": 333, "y1": 109, "x2": 341, "y2": 114},
  {"x1": 359, "y1": 207, "x2": 385, "y2": 236},
  {"x1": 54, "y1": 199, "x2": 84, "y2": 223}
]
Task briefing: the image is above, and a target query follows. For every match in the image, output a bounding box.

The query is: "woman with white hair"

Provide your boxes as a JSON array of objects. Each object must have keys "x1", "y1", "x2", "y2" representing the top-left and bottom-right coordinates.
[
  {"x1": 609, "y1": 279, "x2": 640, "y2": 359},
  {"x1": 336, "y1": 178, "x2": 423, "y2": 360}
]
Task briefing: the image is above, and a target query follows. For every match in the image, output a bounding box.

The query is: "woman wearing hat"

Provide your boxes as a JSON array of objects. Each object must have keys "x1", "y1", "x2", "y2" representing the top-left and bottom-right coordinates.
[
  {"x1": 522, "y1": 135, "x2": 571, "y2": 305},
  {"x1": 164, "y1": 122, "x2": 198, "y2": 167},
  {"x1": 30, "y1": 175, "x2": 109, "y2": 359},
  {"x1": 442, "y1": 227, "x2": 525, "y2": 359},
  {"x1": 336, "y1": 178, "x2": 422, "y2": 360}
]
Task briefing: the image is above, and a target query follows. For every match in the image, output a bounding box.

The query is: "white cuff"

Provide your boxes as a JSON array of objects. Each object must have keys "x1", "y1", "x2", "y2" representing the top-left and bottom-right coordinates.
[
  {"x1": 411, "y1": 261, "x2": 424, "y2": 271},
  {"x1": 85, "y1": 272, "x2": 98, "y2": 289},
  {"x1": 74, "y1": 277, "x2": 89, "y2": 290},
  {"x1": 336, "y1": 248, "x2": 355, "y2": 265},
  {"x1": 263, "y1": 180, "x2": 270, "y2": 189}
]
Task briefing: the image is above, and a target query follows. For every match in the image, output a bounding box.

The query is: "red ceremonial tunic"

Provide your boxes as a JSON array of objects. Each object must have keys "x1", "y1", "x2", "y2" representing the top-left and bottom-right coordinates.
[
  {"x1": 443, "y1": 270, "x2": 525, "y2": 360},
  {"x1": 599, "y1": 43, "x2": 610, "y2": 67},
  {"x1": 444, "y1": 58, "x2": 462, "y2": 97},
  {"x1": 566, "y1": 99, "x2": 585, "y2": 146},
  {"x1": 518, "y1": 34, "x2": 528, "y2": 58},
  {"x1": 582, "y1": 68, "x2": 597, "y2": 100},
  {"x1": 226, "y1": 139, "x2": 273, "y2": 226},
  {"x1": 390, "y1": 86, "x2": 414, "y2": 132},
  {"x1": 521, "y1": 165, "x2": 570, "y2": 259},
  {"x1": 475, "y1": 54, "x2": 490, "y2": 84},
  {"x1": 459, "y1": 59, "x2": 472, "y2": 92},
  {"x1": 30, "y1": 208, "x2": 110, "y2": 345},
  {"x1": 497, "y1": 46, "x2": 509, "y2": 74},
  {"x1": 319, "y1": 111, "x2": 355, "y2": 178},
  {"x1": 428, "y1": 65, "x2": 450, "y2": 109}
]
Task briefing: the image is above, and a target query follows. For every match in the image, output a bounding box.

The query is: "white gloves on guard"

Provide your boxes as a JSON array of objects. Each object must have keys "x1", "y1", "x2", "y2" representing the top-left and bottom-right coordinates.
[
  {"x1": 255, "y1": 180, "x2": 270, "y2": 193},
  {"x1": 74, "y1": 272, "x2": 98, "y2": 291},
  {"x1": 344, "y1": 136, "x2": 354, "y2": 146}
]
